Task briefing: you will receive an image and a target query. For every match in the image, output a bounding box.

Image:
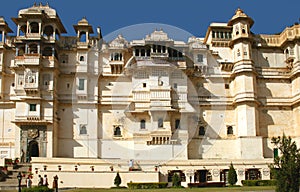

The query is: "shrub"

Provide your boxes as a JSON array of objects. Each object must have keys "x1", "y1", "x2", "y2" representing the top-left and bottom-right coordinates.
[
  {"x1": 22, "y1": 186, "x2": 54, "y2": 192},
  {"x1": 241, "y1": 180, "x2": 277, "y2": 186},
  {"x1": 127, "y1": 182, "x2": 168, "y2": 189},
  {"x1": 172, "y1": 173, "x2": 181, "y2": 187},
  {"x1": 228, "y1": 162, "x2": 237, "y2": 186},
  {"x1": 241, "y1": 180, "x2": 257, "y2": 186},
  {"x1": 114, "y1": 172, "x2": 122, "y2": 187}
]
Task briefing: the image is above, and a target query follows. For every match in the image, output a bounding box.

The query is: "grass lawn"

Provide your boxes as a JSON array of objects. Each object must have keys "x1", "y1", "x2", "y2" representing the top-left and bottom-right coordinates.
[
  {"x1": 1, "y1": 186, "x2": 276, "y2": 192},
  {"x1": 64, "y1": 186, "x2": 275, "y2": 192}
]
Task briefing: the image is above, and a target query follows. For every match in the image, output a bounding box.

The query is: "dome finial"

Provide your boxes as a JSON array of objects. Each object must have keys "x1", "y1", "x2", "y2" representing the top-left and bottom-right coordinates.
[{"x1": 235, "y1": 8, "x2": 244, "y2": 15}]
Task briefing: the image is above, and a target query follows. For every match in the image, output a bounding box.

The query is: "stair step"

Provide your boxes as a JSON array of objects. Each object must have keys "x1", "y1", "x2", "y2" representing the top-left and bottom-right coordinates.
[{"x1": 0, "y1": 163, "x2": 32, "y2": 188}]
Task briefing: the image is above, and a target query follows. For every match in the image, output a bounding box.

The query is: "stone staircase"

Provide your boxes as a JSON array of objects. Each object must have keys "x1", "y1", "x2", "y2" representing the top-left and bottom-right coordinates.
[{"x1": 0, "y1": 163, "x2": 31, "y2": 190}]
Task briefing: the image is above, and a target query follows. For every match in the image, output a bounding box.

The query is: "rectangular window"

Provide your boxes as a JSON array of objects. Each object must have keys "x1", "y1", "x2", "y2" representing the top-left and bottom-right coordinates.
[
  {"x1": 174, "y1": 83, "x2": 177, "y2": 89},
  {"x1": 273, "y1": 148, "x2": 278, "y2": 158},
  {"x1": 175, "y1": 119, "x2": 180, "y2": 129},
  {"x1": 29, "y1": 104, "x2": 37, "y2": 111},
  {"x1": 18, "y1": 74, "x2": 24, "y2": 85},
  {"x1": 78, "y1": 79, "x2": 85, "y2": 90},
  {"x1": 158, "y1": 118, "x2": 163, "y2": 128},
  {"x1": 197, "y1": 54, "x2": 203, "y2": 63},
  {"x1": 43, "y1": 74, "x2": 50, "y2": 87}
]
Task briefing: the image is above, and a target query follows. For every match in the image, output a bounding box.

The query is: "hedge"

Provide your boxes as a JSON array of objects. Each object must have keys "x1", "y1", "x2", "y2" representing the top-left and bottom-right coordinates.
[
  {"x1": 241, "y1": 179, "x2": 277, "y2": 186},
  {"x1": 22, "y1": 186, "x2": 54, "y2": 192},
  {"x1": 127, "y1": 182, "x2": 168, "y2": 189}
]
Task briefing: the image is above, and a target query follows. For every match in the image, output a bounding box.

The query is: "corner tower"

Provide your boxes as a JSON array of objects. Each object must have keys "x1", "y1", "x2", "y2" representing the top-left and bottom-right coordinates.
[
  {"x1": 11, "y1": 3, "x2": 66, "y2": 158},
  {"x1": 228, "y1": 9, "x2": 262, "y2": 159}
]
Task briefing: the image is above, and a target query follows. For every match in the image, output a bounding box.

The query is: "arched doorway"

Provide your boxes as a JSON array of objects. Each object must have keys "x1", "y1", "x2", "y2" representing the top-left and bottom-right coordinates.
[{"x1": 28, "y1": 140, "x2": 39, "y2": 159}]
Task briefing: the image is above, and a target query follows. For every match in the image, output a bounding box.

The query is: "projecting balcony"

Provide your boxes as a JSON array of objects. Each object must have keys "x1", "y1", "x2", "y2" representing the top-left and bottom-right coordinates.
[
  {"x1": 147, "y1": 136, "x2": 177, "y2": 145},
  {"x1": 13, "y1": 114, "x2": 53, "y2": 124},
  {"x1": 77, "y1": 41, "x2": 89, "y2": 49},
  {"x1": 150, "y1": 52, "x2": 169, "y2": 58},
  {"x1": 26, "y1": 33, "x2": 42, "y2": 40},
  {"x1": 24, "y1": 83, "x2": 39, "y2": 93},
  {"x1": 15, "y1": 54, "x2": 41, "y2": 66}
]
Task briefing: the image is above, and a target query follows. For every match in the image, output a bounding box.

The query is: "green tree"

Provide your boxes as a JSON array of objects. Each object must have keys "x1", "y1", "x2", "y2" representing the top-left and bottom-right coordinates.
[
  {"x1": 270, "y1": 135, "x2": 300, "y2": 192},
  {"x1": 172, "y1": 173, "x2": 181, "y2": 187},
  {"x1": 228, "y1": 162, "x2": 237, "y2": 186},
  {"x1": 114, "y1": 172, "x2": 122, "y2": 187}
]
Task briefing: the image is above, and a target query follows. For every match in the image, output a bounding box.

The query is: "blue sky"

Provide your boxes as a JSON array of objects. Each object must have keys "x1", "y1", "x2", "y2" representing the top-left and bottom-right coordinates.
[{"x1": 1, "y1": 0, "x2": 299, "y2": 41}]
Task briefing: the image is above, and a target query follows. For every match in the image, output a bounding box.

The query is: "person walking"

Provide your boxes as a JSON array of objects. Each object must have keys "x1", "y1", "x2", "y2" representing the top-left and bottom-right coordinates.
[
  {"x1": 38, "y1": 175, "x2": 43, "y2": 186},
  {"x1": 26, "y1": 175, "x2": 32, "y2": 188},
  {"x1": 52, "y1": 175, "x2": 58, "y2": 192},
  {"x1": 43, "y1": 175, "x2": 48, "y2": 187}
]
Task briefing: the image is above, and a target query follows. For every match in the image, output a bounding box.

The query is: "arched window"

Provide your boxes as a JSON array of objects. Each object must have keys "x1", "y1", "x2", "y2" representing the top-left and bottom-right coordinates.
[
  {"x1": 237, "y1": 49, "x2": 241, "y2": 57},
  {"x1": 19, "y1": 25, "x2": 27, "y2": 36},
  {"x1": 79, "y1": 31, "x2": 86, "y2": 42},
  {"x1": 55, "y1": 29, "x2": 60, "y2": 40},
  {"x1": 43, "y1": 25, "x2": 54, "y2": 37},
  {"x1": 158, "y1": 118, "x2": 163, "y2": 128},
  {"x1": 79, "y1": 124, "x2": 87, "y2": 135},
  {"x1": 285, "y1": 49, "x2": 289, "y2": 57},
  {"x1": 242, "y1": 28, "x2": 246, "y2": 34},
  {"x1": 0, "y1": 31, "x2": 3, "y2": 42},
  {"x1": 30, "y1": 22, "x2": 39, "y2": 33},
  {"x1": 43, "y1": 47, "x2": 52, "y2": 56},
  {"x1": 29, "y1": 44, "x2": 38, "y2": 54},
  {"x1": 227, "y1": 126, "x2": 233, "y2": 135},
  {"x1": 199, "y1": 126, "x2": 205, "y2": 136},
  {"x1": 80, "y1": 56, "x2": 84, "y2": 61},
  {"x1": 140, "y1": 120, "x2": 146, "y2": 129},
  {"x1": 114, "y1": 126, "x2": 121, "y2": 136},
  {"x1": 141, "y1": 49, "x2": 145, "y2": 56},
  {"x1": 114, "y1": 53, "x2": 120, "y2": 61},
  {"x1": 157, "y1": 45, "x2": 161, "y2": 53},
  {"x1": 135, "y1": 49, "x2": 140, "y2": 56},
  {"x1": 212, "y1": 31, "x2": 215, "y2": 38},
  {"x1": 18, "y1": 46, "x2": 25, "y2": 56}
]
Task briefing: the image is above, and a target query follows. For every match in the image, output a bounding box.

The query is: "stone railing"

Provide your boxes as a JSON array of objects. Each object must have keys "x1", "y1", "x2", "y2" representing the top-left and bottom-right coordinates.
[
  {"x1": 147, "y1": 136, "x2": 177, "y2": 145},
  {"x1": 257, "y1": 24, "x2": 300, "y2": 47}
]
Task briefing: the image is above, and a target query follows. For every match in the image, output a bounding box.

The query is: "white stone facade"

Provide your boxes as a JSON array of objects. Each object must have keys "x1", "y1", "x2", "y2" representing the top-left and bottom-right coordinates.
[{"x1": 0, "y1": 4, "x2": 299, "y2": 187}]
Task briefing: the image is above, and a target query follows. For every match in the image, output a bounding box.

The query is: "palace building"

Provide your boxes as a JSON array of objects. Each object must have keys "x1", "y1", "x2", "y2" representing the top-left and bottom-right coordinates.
[{"x1": 0, "y1": 3, "x2": 300, "y2": 188}]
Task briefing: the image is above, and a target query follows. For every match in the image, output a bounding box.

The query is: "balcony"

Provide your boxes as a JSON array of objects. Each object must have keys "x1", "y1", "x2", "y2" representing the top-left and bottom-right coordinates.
[
  {"x1": 15, "y1": 54, "x2": 41, "y2": 66},
  {"x1": 151, "y1": 52, "x2": 169, "y2": 58},
  {"x1": 77, "y1": 42, "x2": 89, "y2": 49},
  {"x1": 13, "y1": 114, "x2": 52, "y2": 124},
  {"x1": 147, "y1": 136, "x2": 177, "y2": 145},
  {"x1": 26, "y1": 33, "x2": 42, "y2": 40}
]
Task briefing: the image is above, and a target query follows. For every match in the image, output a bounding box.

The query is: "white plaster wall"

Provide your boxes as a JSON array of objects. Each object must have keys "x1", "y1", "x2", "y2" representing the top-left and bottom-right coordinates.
[
  {"x1": 31, "y1": 170, "x2": 159, "y2": 188},
  {"x1": 73, "y1": 106, "x2": 98, "y2": 158},
  {"x1": 259, "y1": 108, "x2": 293, "y2": 137},
  {"x1": 100, "y1": 140, "x2": 187, "y2": 161},
  {"x1": 252, "y1": 48, "x2": 285, "y2": 67},
  {"x1": 236, "y1": 105, "x2": 257, "y2": 136},
  {"x1": 239, "y1": 137, "x2": 263, "y2": 159},
  {"x1": 202, "y1": 139, "x2": 239, "y2": 159}
]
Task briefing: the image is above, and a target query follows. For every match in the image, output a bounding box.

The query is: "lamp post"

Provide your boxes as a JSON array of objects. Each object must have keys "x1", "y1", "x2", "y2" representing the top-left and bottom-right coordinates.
[{"x1": 17, "y1": 172, "x2": 22, "y2": 192}]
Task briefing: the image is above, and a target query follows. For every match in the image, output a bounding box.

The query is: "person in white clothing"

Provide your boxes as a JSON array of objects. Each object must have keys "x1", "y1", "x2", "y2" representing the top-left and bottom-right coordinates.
[{"x1": 43, "y1": 175, "x2": 48, "y2": 187}]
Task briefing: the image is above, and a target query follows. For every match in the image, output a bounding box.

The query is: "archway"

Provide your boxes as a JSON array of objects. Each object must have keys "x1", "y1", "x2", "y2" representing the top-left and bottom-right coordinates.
[{"x1": 28, "y1": 140, "x2": 39, "y2": 159}]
